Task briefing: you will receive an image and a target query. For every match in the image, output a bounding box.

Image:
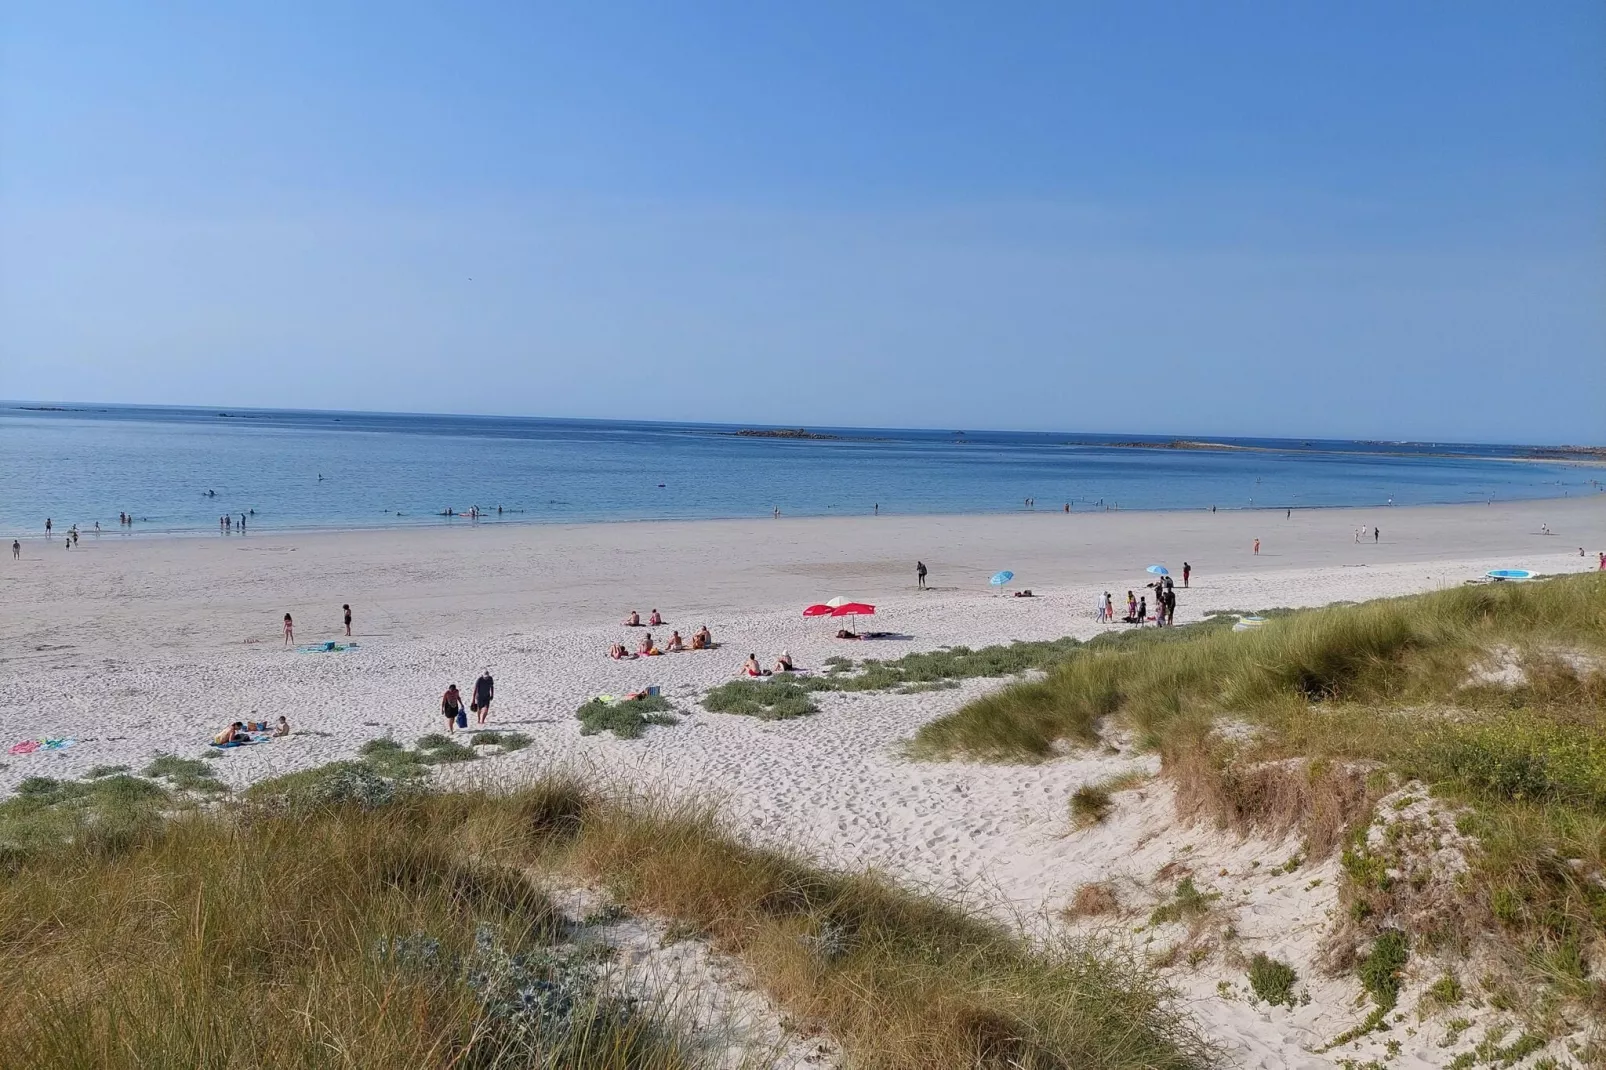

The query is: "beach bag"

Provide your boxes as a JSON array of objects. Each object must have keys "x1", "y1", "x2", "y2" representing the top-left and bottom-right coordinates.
[{"x1": 456, "y1": 709, "x2": 468, "y2": 729}]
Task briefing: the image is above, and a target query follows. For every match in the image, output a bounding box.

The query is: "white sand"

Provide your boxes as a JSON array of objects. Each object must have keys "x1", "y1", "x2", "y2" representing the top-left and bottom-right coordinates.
[{"x1": 5, "y1": 496, "x2": 1604, "y2": 1067}]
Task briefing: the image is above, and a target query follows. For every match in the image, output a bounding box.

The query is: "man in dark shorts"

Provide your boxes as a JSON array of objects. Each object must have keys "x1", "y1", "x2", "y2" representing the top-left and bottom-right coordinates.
[
  {"x1": 343, "y1": 603, "x2": 352, "y2": 636},
  {"x1": 472, "y1": 669, "x2": 495, "y2": 725},
  {"x1": 916, "y1": 561, "x2": 927, "y2": 589}
]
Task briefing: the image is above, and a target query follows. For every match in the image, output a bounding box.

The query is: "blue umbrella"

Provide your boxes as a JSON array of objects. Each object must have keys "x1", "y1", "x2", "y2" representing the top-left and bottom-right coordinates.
[
  {"x1": 1146, "y1": 565, "x2": 1169, "y2": 576},
  {"x1": 989, "y1": 570, "x2": 1014, "y2": 586}
]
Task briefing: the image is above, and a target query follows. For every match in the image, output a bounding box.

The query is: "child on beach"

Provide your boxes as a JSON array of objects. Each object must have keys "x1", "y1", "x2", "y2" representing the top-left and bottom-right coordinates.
[{"x1": 273, "y1": 716, "x2": 291, "y2": 737}]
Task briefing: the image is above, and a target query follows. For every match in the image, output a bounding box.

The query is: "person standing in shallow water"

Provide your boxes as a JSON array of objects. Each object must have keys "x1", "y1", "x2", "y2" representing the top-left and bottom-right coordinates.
[
  {"x1": 916, "y1": 561, "x2": 927, "y2": 589},
  {"x1": 1253, "y1": 538, "x2": 1260, "y2": 555}
]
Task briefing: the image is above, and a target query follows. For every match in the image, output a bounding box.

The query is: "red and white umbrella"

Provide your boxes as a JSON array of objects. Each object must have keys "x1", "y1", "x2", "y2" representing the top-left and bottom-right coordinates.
[{"x1": 802, "y1": 604, "x2": 835, "y2": 618}]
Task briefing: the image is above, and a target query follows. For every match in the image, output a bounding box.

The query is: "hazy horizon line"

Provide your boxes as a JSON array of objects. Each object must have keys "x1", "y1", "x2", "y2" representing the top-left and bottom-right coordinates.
[{"x1": 3, "y1": 398, "x2": 1598, "y2": 451}]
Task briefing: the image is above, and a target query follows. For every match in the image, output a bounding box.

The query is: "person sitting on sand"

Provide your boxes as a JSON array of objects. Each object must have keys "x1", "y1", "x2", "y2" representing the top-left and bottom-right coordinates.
[
  {"x1": 648, "y1": 609, "x2": 663, "y2": 626},
  {"x1": 835, "y1": 628, "x2": 859, "y2": 639},
  {"x1": 774, "y1": 651, "x2": 795, "y2": 673},
  {"x1": 609, "y1": 643, "x2": 636, "y2": 660},
  {"x1": 623, "y1": 610, "x2": 641, "y2": 626},
  {"x1": 213, "y1": 721, "x2": 248, "y2": 746},
  {"x1": 273, "y1": 716, "x2": 291, "y2": 737},
  {"x1": 743, "y1": 653, "x2": 770, "y2": 677},
  {"x1": 638, "y1": 632, "x2": 661, "y2": 656},
  {"x1": 441, "y1": 684, "x2": 465, "y2": 732},
  {"x1": 665, "y1": 630, "x2": 685, "y2": 652},
  {"x1": 692, "y1": 624, "x2": 712, "y2": 649}
]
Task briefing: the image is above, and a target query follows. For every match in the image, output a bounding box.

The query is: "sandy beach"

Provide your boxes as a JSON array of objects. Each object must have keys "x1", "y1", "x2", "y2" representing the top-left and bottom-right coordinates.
[{"x1": 5, "y1": 496, "x2": 1605, "y2": 1068}]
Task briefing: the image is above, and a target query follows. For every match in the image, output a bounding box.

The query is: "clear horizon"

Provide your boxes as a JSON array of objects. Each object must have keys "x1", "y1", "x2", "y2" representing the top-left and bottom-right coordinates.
[{"x1": 3, "y1": 3, "x2": 1603, "y2": 444}]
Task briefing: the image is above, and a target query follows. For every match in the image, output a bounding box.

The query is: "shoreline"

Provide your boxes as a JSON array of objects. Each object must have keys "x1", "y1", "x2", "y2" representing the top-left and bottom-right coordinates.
[{"x1": 9, "y1": 489, "x2": 1604, "y2": 544}]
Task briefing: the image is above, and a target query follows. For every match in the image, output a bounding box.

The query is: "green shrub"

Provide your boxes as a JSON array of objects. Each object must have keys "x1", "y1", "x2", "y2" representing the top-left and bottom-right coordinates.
[
  {"x1": 1246, "y1": 953, "x2": 1298, "y2": 1007},
  {"x1": 1358, "y1": 929, "x2": 1409, "y2": 1011}
]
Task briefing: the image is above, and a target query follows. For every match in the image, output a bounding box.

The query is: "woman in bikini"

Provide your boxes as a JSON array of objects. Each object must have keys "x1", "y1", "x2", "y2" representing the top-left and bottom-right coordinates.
[
  {"x1": 774, "y1": 651, "x2": 795, "y2": 673},
  {"x1": 283, "y1": 613, "x2": 295, "y2": 647}
]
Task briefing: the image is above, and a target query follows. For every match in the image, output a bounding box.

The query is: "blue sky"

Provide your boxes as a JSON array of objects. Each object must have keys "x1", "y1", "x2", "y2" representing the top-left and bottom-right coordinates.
[{"x1": 2, "y1": 2, "x2": 1602, "y2": 443}]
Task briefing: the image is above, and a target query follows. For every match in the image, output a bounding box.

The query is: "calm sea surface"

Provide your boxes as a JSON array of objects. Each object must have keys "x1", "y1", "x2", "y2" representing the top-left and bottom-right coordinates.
[{"x1": 0, "y1": 404, "x2": 1595, "y2": 538}]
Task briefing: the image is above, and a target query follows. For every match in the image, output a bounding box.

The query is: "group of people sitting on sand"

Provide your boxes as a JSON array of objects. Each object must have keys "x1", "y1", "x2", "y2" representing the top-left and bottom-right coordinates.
[
  {"x1": 621, "y1": 609, "x2": 665, "y2": 628},
  {"x1": 611, "y1": 617, "x2": 714, "y2": 659},
  {"x1": 741, "y1": 651, "x2": 798, "y2": 677},
  {"x1": 213, "y1": 717, "x2": 290, "y2": 745}
]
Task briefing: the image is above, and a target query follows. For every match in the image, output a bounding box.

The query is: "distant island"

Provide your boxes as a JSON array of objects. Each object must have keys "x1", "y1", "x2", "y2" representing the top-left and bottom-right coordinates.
[
  {"x1": 1103, "y1": 440, "x2": 1252, "y2": 451},
  {"x1": 724, "y1": 428, "x2": 842, "y2": 440}
]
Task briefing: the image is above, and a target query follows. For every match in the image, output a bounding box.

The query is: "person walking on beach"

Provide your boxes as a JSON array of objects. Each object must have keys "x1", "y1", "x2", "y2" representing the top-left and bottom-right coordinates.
[
  {"x1": 441, "y1": 684, "x2": 465, "y2": 733},
  {"x1": 1252, "y1": 538, "x2": 1260, "y2": 556},
  {"x1": 11, "y1": 540, "x2": 18, "y2": 560},
  {"x1": 1182, "y1": 561, "x2": 1191, "y2": 588},
  {"x1": 282, "y1": 613, "x2": 295, "y2": 647},
  {"x1": 916, "y1": 561, "x2": 927, "y2": 589},
  {"x1": 1374, "y1": 527, "x2": 1379, "y2": 543},
  {"x1": 472, "y1": 669, "x2": 495, "y2": 726},
  {"x1": 342, "y1": 604, "x2": 352, "y2": 636}
]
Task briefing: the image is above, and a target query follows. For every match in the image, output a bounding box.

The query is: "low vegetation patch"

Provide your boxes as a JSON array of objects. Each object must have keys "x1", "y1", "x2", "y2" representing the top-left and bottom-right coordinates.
[
  {"x1": 1069, "y1": 770, "x2": 1148, "y2": 828},
  {"x1": 700, "y1": 680, "x2": 819, "y2": 720},
  {"x1": 142, "y1": 754, "x2": 228, "y2": 794},
  {"x1": 576, "y1": 695, "x2": 680, "y2": 739},
  {"x1": 1064, "y1": 881, "x2": 1122, "y2": 919},
  {"x1": 0, "y1": 768, "x2": 1217, "y2": 1069},
  {"x1": 1246, "y1": 953, "x2": 1299, "y2": 1008}
]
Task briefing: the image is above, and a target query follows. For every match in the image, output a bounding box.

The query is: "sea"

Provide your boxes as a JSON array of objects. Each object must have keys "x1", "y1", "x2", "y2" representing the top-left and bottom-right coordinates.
[{"x1": 0, "y1": 403, "x2": 1596, "y2": 539}]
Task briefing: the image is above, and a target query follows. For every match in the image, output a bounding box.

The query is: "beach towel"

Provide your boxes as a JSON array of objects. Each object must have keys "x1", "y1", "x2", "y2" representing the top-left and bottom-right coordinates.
[
  {"x1": 297, "y1": 641, "x2": 360, "y2": 653},
  {"x1": 41, "y1": 738, "x2": 75, "y2": 751},
  {"x1": 9, "y1": 740, "x2": 40, "y2": 756}
]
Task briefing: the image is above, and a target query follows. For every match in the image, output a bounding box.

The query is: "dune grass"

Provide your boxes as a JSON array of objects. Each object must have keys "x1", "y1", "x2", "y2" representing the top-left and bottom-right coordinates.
[
  {"x1": 0, "y1": 767, "x2": 1216, "y2": 1069},
  {"x1": 0, "y1": 781, "x2": 703, "y2": 1068},
  {"x1": 914, "y1": 572, "x2": 1606, "y2": 1017}
]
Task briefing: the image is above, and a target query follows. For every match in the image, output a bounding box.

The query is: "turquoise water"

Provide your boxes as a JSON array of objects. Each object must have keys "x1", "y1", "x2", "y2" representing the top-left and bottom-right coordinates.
[{"x1": 0, "y1": 403, "x2": 1595, "y2": 538}]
